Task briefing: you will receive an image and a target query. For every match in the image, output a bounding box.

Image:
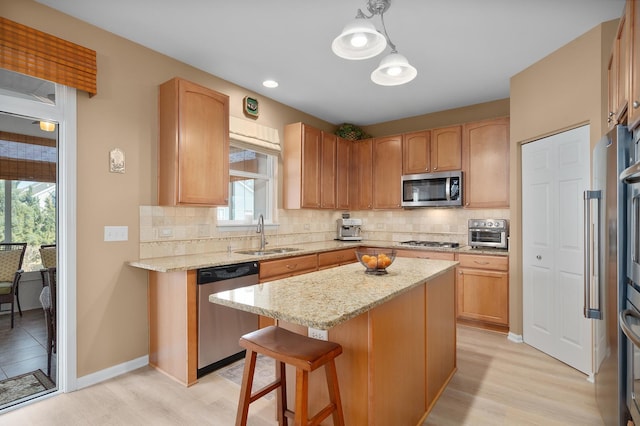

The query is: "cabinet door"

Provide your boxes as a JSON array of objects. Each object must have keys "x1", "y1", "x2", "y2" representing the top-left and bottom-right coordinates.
[
  {"x1": 259, "y1": 254, "x2": 318, "y2": 282},
  {"x1": 457, "y1": 267, "x2": 508, "y2": 326},
  {"x1": 158, "y1": 78, "x2": 229, "y2": 206},
  {"x1": 462, "y1": 117, "x2": 510, "y2": 208},
  {"x1": 630, "y1": 0, "x2": 640, "y2": 128},
  {"x1": 284, "y1": 123, "x2": 322, "y2": 209},
  {"x1": 350, "y1": 139, "x2": 373, "y2": 209},
  {"x1": 431, "y1": 125, "x2": 462, "y2": 172},
  {"x1": 373, "y1": 135, "x2": 402, "y2": 209},
  {"x1": 320, "y1": 132, "x2": 337, "y2": 209},
  {"x1": 336, "y1": 137, "x2": 351, "y2": 209},
  {"x1": 402, "y1": 130, "x2": 431, "y2": 174},
  {"x1": 615, "y1": 8, "x2": 629, "y2": 122},
  {"x1": 608, "y1": 53, "x2": 617, "y2": 129}
]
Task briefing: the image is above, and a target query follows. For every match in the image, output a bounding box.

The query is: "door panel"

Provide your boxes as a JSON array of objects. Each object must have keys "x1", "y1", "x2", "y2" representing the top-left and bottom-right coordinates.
[{"x1": 522, "y1": 125, "x2": 592, "y2": 374}]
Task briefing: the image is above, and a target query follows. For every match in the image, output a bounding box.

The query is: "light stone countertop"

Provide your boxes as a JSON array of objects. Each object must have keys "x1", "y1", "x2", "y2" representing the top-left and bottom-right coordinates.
[
  {"x1": 128, "y1": 240, "x2": 505, "y2": 273},
  {"x1": 209, "y1": 257, "x2": 458, "y2": 330}
]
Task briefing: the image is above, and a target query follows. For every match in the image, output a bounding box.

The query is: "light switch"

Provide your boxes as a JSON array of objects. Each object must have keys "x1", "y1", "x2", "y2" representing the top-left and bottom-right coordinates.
[{"x1": 104, "y1": 226, "x2": 128, "y2": 241}]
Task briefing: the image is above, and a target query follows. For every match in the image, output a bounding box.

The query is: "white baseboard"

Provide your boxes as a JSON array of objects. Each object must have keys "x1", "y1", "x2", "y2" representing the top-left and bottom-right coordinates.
[
  {"x1": 507, "y1": 332, "x2": 523, "y2": 343},
  {"x1": 75, "y1": 355, "x2": 149, "y2": 390}
]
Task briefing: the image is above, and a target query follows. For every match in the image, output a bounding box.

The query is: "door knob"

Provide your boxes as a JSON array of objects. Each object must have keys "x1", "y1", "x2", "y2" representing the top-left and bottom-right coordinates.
[
  {"x1": 634, "y1": 101, "x2": 640, "y2": 109},
  {"x1": 536, "y1": 255, "x2": 542, "y2": 260}
]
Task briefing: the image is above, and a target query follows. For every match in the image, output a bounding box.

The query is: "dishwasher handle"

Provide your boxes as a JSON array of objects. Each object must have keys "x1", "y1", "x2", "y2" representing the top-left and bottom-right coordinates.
[{"x1": 197, "y1": 262, "x2": 259, "y2": 284}]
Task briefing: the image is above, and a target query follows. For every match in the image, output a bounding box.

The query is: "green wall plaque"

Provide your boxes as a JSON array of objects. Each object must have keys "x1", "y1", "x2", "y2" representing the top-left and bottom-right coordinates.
[{"x1": 243, "y1": 96, "x2": 259, "y2": 118}]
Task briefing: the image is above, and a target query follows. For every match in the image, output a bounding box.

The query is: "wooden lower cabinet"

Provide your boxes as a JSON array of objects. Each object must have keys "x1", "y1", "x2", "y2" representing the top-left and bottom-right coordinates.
[
  {"x1": 456, "y1": 253, "x2": 509, "y2": 331},
  {"x1": 318, "y1": 247, "x2": 357, "y2": 270},
  {"x1": 258, "y1": 253, "x2": 318, "y2": 282},
  {"x1": 278, "y1": 268, "x2": 456, "y2": 425},
  {"x1": 396, "y1": 249, "x2": 455, "y2": 261},
  {"x1": 148, "y1": 270, "x2": 198, "y2": 386}
]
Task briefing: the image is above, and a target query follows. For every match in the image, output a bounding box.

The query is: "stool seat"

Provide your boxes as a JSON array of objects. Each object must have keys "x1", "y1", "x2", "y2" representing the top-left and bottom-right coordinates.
[
  {"x1": 236, "y1": 325, "x2": 345, "y2": 426},
  {"x1": 240, "y1": 326, "x2": 343, "y2": 372}
]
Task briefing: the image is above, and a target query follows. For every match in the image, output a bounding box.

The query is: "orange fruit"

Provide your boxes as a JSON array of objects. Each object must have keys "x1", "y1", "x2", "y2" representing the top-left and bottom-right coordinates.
[
  {"x1": 361, "y1": 254, "x2": 371, "y2": 263},
  {"x1": 366, "y1": 258, "x2": 378, "y2": 269}
]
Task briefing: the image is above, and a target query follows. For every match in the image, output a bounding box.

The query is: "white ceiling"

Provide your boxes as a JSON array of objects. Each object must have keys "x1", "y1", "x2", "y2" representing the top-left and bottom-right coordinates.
[{"x1": 35, "y1": 0, "x2": 625, "y2": 126}]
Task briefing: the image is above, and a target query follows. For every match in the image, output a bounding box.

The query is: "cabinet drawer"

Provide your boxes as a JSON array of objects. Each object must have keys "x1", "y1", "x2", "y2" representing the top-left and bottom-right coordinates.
[
  {"x1": 395, "y1": 249, "x2": 455, "y2": 261},
  {"x1": 457, "y1": 254, "x2": 508, "y2": 271},
  {"x1": 259, "y1": 254, "x2": 318, "y2": 281},
  {"x1": 318, "y1": 248, "x2": 357, "y2": 269}
]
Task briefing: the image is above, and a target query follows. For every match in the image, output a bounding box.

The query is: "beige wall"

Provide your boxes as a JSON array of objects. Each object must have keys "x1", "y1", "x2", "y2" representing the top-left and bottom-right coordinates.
[
  {"x1": 362, "y1": 98, "x2": 510, "y2": 136},
  {"x1": 508, "y1": 19, "x2": 618, "y2": 335},
  {"x1": 3, "y1": 0, "x2": 337, "y2": 377}
]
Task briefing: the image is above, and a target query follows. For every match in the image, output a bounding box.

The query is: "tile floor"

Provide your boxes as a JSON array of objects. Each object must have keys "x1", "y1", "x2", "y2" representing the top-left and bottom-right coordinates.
[{"x1": 0, "y1": 307, "x2": 56, "y2": 383}]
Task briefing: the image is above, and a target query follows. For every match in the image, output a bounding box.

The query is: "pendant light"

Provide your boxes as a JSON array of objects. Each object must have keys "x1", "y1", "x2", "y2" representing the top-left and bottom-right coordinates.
[{"x1": 331, "y1": 0, "x2": 417, "y2": 86}]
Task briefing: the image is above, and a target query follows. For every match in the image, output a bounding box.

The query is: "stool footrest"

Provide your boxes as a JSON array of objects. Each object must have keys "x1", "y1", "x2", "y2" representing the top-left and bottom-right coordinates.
[
  {"x1": 308, "y1": 403, "x2": 337, "y2": 426},
  {"x1": 249, "y1": 379, "x2": 282, "y2": 403}
]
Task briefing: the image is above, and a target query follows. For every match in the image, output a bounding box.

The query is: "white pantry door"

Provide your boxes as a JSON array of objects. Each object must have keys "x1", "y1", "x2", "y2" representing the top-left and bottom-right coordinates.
[{"x1": 521, "y1": 125, "x2": 592, "y2": 375}]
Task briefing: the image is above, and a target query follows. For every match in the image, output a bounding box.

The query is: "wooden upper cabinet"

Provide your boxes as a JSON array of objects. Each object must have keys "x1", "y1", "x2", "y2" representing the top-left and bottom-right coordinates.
[
  {"x1": 336, "y1": 136, "x2": 351, "y2": 210},
  {"x1": 373, "y1": 135, "x2": 402, "y2": 209},
  {"x1": 608, "y1": 53, "x2": 617, "y2": 129},
  {"x1": 284, "y1": 123, "x2": 322, "y2": 209},
  {"x1": 629, "y1": 0, "x2": 640, "y2": 129},
  {"x1": 431, "y1": 126, "x2": 462, "y2": 172},
  {"x1": 350, "y1": 138, "x2": 373, "y2": 210},
  {"x1": 615, "y1": 7, "x2": 630, "y2": 123},
  {"x1": 462, "y1": 117, "x2": 510, "y2": 208},
  {"x1": 320, "y1": 132, "x2": 337, "y2": 209},
  {"x1": 403, "y1": 130, "x2": 431, "y2": 174},
  {"x1": 158, "y1": 77, "x2": 229, "y2": 206},
  {"x1": 402, "y1": 127, "x2": 461, "y2": 174}
]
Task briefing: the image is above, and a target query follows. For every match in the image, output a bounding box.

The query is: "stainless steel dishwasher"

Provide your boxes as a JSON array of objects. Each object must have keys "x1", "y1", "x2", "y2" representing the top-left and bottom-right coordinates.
[{"x1": 197, "y1": 261, "x2": 259, "y2": 377}]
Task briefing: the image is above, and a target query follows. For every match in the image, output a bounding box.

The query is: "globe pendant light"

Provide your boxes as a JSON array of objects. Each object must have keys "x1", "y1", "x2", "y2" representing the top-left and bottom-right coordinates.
[
  {"x1": 331, "y1": 0, "x2": 417, "y2": 86},
  {"x1": 331, "y1": 17, "x2": 387, "y2": 60},
  {"x1": 371, "y1": 51, "x2": 417, "y2": 86}
]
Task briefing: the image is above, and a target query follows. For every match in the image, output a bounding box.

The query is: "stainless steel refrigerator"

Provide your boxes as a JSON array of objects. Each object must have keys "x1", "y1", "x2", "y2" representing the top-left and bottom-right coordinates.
[{"x1": 585, "y1": 124, "x2": 632, "y2": 425}]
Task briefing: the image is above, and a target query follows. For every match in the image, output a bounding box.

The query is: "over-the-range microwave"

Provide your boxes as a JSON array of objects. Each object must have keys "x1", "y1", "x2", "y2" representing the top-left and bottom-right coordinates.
[{"x1": 401, "y1": 171, "x2": 462, "y2": 207}]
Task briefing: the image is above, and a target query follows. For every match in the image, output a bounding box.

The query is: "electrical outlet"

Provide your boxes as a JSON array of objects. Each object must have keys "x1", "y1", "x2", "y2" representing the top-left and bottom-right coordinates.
[
  {"x1": 104, "y1": 226, "x2": 128, "y2": 241},
  {"x1": 308, "y1": 327, "x2": 328, "y2": 341}
]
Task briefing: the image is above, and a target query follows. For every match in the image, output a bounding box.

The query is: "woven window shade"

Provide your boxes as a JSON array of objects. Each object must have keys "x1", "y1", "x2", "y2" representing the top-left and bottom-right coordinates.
[
  {"x1": 0, "y1": 131, "x2": 56, "y2": 183},
  {"x1": 0, "y1": 17, "x2": 97, "y2": 96}
]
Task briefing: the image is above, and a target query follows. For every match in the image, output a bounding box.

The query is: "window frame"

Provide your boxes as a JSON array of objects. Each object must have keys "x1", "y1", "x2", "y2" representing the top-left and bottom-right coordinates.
[{"x1": 216, "y1": 140, "x2": 278, "y2": 230}]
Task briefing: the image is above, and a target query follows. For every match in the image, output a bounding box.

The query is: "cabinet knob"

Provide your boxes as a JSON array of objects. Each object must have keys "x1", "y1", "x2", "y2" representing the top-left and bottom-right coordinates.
[
  {"x1": 607, "y1": 118, "x2": 612, "y2": 123},
  {"x1": 634, "y1": 101, "x2": 640, "y2": 109},
  {"x1": 433, "y1": 166, "x2": 438, "y2": 170},
  {"x1": 425, "y1": 168, "x2": 429, "y2": 172},
  {"x1": 609, "y1": 111, "x2": 615, "y2": 117}
]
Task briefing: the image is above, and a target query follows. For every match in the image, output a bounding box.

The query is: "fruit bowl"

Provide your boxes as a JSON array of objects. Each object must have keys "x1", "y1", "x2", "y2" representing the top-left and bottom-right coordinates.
[{"x1": 355, "y1": 248, "x2": 396, "y2": 275}]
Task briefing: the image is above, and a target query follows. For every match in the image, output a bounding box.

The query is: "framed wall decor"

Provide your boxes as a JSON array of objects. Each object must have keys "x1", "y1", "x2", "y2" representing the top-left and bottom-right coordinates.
[{"x1": 243, "y1": 96, "x2": 259, "y2": 118}]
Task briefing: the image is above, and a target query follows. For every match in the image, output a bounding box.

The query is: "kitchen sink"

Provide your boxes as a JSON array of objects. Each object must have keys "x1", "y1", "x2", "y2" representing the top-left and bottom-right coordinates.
[{"x1": 235, "y1": 247, "x2": 300, "y2": 256}]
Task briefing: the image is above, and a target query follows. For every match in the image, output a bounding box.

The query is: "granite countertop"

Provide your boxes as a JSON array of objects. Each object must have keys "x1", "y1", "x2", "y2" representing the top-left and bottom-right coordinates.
[
  {"x1": 209, "y1": 257, "x2": 458, "y2": 330},
  {"x1": 128, "y1": 240, "x2": 507, "y2": 272}
]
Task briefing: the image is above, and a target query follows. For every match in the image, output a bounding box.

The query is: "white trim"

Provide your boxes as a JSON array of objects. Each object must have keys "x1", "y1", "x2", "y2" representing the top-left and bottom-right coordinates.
[
  {"x1": 76, "y1": 355, "x2": 149, "y2": 390},
  {"x1": 507, "y1": 332, "x2": 523, "y2": 343},
  {"x1": 0, "y1": 80, "x2": 78, "y2": 394},
  {"x1": 57, "y1": 85, "x2": 77, "y2": 392}
]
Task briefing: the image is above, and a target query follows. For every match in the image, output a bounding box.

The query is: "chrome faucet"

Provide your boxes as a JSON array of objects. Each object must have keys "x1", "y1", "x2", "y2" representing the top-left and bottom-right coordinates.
[{"x1": 257, "y1": 214, "x2": 267, "y2": 250}]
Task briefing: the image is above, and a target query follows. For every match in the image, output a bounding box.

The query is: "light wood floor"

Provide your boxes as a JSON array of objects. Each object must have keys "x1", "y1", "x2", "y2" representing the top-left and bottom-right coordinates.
[{"x1": 0, "y1": 325, "x2": 604, "y2": 425}]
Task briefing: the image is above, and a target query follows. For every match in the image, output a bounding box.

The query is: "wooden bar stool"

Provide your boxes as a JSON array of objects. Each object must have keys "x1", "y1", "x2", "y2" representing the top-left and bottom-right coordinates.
[{"x1": 236, "y1": 325, "x2": 345, "y2": 426}]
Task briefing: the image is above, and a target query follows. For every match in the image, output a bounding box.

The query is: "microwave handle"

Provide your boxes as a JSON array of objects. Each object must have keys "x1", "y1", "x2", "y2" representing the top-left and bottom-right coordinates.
[
  {"x1": 583, "y1": 190, "x2": 602, "y2": 320},
  {"x1": 445, "y1": 177, "x2": 451, "y2": 201}
]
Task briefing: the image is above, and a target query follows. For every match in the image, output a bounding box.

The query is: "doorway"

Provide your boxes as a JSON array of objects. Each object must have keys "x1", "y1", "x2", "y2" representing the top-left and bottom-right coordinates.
[
  {"x1": 0, "y1": 68, "x2": 77, "y2": 408},
  {"x1": 521, "y1": 124, "x2": 592, "y2": 375}
]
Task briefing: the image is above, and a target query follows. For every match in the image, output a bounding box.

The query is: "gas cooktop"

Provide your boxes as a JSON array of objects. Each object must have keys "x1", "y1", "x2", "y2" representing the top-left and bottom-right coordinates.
[{"x1": 399, "y1": 241, "x2": 460, "y2": 248}]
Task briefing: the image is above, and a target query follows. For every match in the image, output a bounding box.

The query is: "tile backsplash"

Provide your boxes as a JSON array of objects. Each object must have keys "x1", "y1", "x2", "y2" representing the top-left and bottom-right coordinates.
[{"x1": 138, "y1": 206, "x2": 510, "y2": 259}]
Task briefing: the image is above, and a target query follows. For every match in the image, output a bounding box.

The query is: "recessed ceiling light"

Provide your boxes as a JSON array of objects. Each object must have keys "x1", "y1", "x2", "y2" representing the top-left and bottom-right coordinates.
[{"x1": 262, "y1": 80, "x2": 278, "y2": 88}]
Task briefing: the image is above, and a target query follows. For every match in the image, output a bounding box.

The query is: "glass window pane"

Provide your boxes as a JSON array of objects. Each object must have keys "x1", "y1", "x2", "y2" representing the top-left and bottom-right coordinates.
[{"x1": 229, "y1": 146, "x2": 269, "y2": 174}]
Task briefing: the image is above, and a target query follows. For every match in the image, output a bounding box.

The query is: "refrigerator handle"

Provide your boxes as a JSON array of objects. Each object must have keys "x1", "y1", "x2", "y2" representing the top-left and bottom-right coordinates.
[
  {"x1": 620, "y1": 309, "x2": 640, "y2": 347},
  {"x1": 620, "y1": 160, "x2": 640, "y2": 184},
  {"x1": 583, "y1": 190, "x2": 603, "y2": 320}
]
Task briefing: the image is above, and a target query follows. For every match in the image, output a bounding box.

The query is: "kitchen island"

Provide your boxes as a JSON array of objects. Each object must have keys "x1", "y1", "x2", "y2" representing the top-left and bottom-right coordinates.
[{"x1": 210, "y1": 257, "x2": 458, "y2": 425}]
